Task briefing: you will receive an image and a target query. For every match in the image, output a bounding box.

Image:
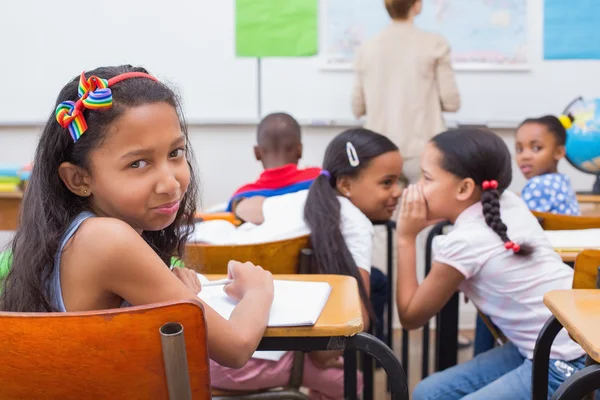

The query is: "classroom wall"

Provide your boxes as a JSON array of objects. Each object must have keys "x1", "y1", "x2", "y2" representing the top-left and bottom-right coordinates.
[{"x1": 0, "y1": 125, "x2": 595, "y2": 328}]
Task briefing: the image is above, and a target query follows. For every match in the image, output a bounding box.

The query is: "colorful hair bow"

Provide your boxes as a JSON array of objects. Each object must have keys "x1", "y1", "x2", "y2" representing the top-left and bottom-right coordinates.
[
  {"x1": 481, "y1": 180, "x2": 498, "y2": 191},
  {"x1": 55, "y1": 71, "x2": 158, "y2": 142}
]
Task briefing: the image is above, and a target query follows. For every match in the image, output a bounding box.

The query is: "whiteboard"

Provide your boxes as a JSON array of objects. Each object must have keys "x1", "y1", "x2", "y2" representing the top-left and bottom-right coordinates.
[
  {"x1": 0, "y1": 0, "x2": 257, "y2": 124},
  {"x1": 261, "y1": 0, "x2": 600, "y2": 126}
]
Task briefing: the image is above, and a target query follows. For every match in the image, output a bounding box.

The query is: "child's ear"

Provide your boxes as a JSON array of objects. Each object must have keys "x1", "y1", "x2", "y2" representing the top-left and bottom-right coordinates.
[
  {"x1": 253, "y1": 146, "x2": 262, "y2": 161},
  {"x1": 58, "y1": 162, "x2": 92, "y2": 197},
  {"x1": 296, "y1": 143, "x2": 303, "y2": 160},
  {"x1": 336, "y1": 175, "x2": 353, "y2": 197},
  {"x1": 554, "y1": 145, "x2": 566, "y2": 162},
  {"x1": 456, "y1": 178, "x2": 476, "y2": 201}
]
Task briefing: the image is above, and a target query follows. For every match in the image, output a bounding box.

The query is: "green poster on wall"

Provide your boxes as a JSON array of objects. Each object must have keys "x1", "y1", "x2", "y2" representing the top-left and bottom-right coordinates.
[{"x1": 236, "y1": 0, "x2": 318, "y2": 57}]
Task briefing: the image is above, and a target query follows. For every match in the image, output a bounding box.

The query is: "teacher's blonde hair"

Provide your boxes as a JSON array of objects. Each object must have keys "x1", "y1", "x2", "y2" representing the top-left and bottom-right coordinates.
[{"x1": 385, "y1": 0, "x2": 418, "y2": 19}]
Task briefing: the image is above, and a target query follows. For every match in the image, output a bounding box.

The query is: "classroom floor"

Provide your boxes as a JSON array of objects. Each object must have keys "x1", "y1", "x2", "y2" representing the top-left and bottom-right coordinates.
[{"x1": 373, "y1": 328, "x2": 475, "y2": 400}]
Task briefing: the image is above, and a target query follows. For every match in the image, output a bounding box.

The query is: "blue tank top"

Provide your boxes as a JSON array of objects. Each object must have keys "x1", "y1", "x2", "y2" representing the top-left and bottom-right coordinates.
[{"x1": 50, "y1": 211, "x2": 130, "y2": 311}]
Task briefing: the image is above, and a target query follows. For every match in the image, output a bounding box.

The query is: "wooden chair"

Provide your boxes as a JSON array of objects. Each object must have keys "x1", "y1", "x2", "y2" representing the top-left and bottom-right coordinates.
[
  {"x1": 185, "y1": 236, "x2": 312, "y2": 400},
  {"x1": 184, "y1": 235, "x2": 313, "y2": 275},
  {"x1": 532, "y1": 249, "x2": 600, "y2": 399},
  {"x1": 0, "y1": 300, "x2": 211, "y2": 399},
  {"x1": 532, "y1": 210, "x2": 600, "y2": 230}
]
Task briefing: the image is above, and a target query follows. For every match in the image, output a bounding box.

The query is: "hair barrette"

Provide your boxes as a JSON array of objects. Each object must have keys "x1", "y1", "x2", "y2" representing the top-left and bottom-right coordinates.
[{"x1": 346, "y1": 142, "x2": 360, "y2": 167}]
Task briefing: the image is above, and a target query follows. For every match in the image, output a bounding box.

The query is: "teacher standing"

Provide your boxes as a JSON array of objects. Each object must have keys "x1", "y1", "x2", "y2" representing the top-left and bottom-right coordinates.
[{"x1": 351, "y1": 0, "x2": 460, "y2": 183}]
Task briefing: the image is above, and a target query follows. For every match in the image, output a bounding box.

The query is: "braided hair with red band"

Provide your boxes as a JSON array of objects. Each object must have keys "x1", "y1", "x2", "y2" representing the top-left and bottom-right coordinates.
[{"x1": 431, "y1": 128, "x2": 533, "y2": 257}]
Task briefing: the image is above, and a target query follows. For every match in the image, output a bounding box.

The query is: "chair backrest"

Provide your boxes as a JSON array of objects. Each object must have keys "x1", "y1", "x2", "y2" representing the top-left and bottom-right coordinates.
[
  {"x1": 0, "y1": 300, "x2": 211, "y2": 399},
  {"x1": 532, "y1": 211, "x2": 600, "y2": 230},
  {"x1": 184, "y1": 235, "x2": 311, "y2": 274},
  {"x1": 573, "y1": 249, "x2": 600, "y2": 289}
]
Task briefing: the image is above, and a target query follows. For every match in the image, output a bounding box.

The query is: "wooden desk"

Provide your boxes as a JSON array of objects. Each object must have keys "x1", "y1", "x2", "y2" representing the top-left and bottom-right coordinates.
[
  {"x1": 205, "y1": 274, "x2": 407, "y2": 400},
  {"x1": 556, "y1": 250, "x2": 579, "y2": 263},
  {"x1": 0, "y1": 191, "x2": 22, "y2": 231},
  {"x1": 577, "y1": 194, "x2": 600, "y2": 216},
  {"x1": 207, "y1": 274, "x2": 363, "y2": 338},
  {"x1": 532, "y1": 290, "x2": 600, "y2": 399},
  {"x1": 544, "y1": 289, "x2": 600, "y2": 362}
]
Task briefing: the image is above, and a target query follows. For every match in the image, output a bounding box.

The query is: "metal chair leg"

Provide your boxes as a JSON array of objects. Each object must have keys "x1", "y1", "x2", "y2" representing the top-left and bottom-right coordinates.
[
  {"x1": 347, "y1": 332, "x2": 409, "y2": 400},
  {"x1": 532, "y1": 316, "x2": 564, "y2": 400},
  {"x1": 552, "y1": 363, "x2": 600, "y2": 400}
]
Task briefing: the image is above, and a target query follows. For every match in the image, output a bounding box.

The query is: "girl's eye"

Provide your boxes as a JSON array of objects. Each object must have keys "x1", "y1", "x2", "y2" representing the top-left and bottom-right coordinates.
[
  {"x1": 170, "y1": 148, "x2": 185, "y2": 158},
  {"x1": 533, "y1": 146, "x2": 542, "y2": 152},
  {"x1": 130, "y1": 160, "x2": 148, "y2": 169}
]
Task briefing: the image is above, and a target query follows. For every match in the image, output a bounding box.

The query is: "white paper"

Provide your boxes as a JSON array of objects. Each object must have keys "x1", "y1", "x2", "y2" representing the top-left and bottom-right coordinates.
[
  {"x1": 544, "y1": 229, "x2": 600, "y2": 250},
  {"x1": 197, "y1": 274, "x2": 331, "y2": 327},
  {"x1": 197, "y1": 273, "x2": 331, "y2": 362}
]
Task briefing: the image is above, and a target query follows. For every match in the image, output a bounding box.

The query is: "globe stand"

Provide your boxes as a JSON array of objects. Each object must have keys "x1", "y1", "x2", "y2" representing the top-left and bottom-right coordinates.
[
  {"x1": 594, "y1": 175, "x2": 600, "y2": 194},
  {"x1": 577, "y1": 174, "x2": 600, "y2": 195}
]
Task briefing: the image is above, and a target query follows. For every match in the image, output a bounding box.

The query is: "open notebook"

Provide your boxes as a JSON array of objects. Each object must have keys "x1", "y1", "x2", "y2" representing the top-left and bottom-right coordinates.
[
  {"x1": 196, "y1": 273, "x2": 332, "y2": 327},
  {"x1": 544, "y1": 229, "x2": 600, "y2": 250}
]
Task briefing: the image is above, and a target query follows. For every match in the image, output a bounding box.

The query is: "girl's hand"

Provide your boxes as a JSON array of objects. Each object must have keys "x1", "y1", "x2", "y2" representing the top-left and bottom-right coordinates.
[
  {"x1": 396, "y1": 184, "x2": 436, "y2": 241},
  {"x1": 223, "y1": 260, "x2": 274, "y2": 302},
  {"x1": 172, "y1": 267, "x2": 202, "y2": 294}
]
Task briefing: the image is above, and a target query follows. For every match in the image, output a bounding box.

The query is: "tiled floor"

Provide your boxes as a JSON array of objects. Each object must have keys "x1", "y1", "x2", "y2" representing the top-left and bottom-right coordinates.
[{"x1": 372, "y1": 328, "x2": 476, "y2": 399}]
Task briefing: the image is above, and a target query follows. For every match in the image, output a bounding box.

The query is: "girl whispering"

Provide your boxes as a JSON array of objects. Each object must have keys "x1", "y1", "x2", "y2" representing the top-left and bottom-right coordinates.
[{"x1": 396, "y1": 128, "x2": 585, "y2": 399}]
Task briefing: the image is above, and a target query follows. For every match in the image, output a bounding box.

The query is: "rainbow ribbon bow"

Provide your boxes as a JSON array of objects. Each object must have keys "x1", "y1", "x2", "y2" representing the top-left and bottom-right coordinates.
[{"x1": 55, "y1": 72, "x2": 113, "y2": 142}]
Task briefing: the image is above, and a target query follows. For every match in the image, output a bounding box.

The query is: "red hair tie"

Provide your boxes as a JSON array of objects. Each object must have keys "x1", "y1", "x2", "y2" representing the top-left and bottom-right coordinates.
[
  {"x1": 482, "y1": 180, "x2": 498, "y2": 191},
  {"x1": 504, "y1": 241, "x2": 520, "y2": 253}
]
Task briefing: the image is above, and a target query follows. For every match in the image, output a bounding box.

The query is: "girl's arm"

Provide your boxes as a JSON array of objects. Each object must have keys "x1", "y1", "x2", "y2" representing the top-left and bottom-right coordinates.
[
  {"x1": 63, "y1": 217, "x2": 274, "y2": 368},
  {"x1": 234, "y1": 196, "x2": 266, "y2": 225},
  {"x1": 395, "y1": 185, "x2": 465, "y2": 330}
]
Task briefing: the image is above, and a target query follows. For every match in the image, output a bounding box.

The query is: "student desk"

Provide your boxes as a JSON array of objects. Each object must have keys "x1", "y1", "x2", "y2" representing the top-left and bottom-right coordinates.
[
  {"x1": 577, "y1": 194, "x2": 600, "y2": 216},
  {"x1": 532, "y1": 290, "x2": 600, "y2": 399},
  {"x1": 556, "y1": 250, "x2": 579, "y2": 264},
  {"x1": 205, "y1": 274, "x2": 408, "y2": 400},
  {"x1": 0, "y1": 191, "x2": 22, "y2": 231}
]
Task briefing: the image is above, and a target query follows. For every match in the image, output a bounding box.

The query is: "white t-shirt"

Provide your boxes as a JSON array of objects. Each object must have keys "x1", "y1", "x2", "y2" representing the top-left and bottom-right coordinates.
[
  {"x1": 433, "y1": 191, "x2": 585, "y2": 361},
  {"x1": 192, "y1": 190, "x2": 373, "y2": 273}
]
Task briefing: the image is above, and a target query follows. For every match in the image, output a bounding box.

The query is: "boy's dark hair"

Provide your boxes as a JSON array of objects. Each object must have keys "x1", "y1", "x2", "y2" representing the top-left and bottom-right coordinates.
[
  {"x1": 304, "y1": 128, "x2": 399, "y2": 321},
  {"x1": 0, "y1": 65, "x2": 198, "y2": 312},
  {"x1": 518, "y1": 115, "x2": 571, "y2": 146},
  {"x1": 431, "y1": 128, "x2": 533, "y2": 256},
  {"x1": 256, "y1": 113, "x2": 301, "y2": 152},
  {"x1": 385, "y1": 0, "x2": 418, "y2": 19}
]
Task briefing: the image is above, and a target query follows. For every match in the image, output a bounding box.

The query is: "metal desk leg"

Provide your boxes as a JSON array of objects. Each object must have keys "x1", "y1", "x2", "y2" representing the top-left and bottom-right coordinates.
[
  {"x1": 347, "y1": 332, "x2": 409, "y2": 400},
  {"x1": 344, "y1": 349, "x2": 358, "y2": 400},
  {"x1": 532, "y1": 316, "x2": 563, "y2": 400},
  {"x1": 435, "y1": 292, "x2": 459, "y2": 371},
  {"x1": 362, "y1": 353, "x2": 374, "y2": 400}
]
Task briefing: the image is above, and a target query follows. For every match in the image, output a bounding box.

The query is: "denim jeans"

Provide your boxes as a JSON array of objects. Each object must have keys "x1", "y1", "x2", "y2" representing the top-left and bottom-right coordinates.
[
  {"x1": 413, "y1": 342, "x2": 586, "y2": 400},
  {"x1": 369, "y1": 267, "x2": 389, "y2": 342},
  {"x1": 474, "y1": 314, "x2": 496, "y2": 356}
]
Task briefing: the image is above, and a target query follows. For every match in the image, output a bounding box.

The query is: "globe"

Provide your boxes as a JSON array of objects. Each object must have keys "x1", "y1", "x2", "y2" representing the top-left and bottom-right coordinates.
[{"x1": 563, "y1": 97, "x2": 600, "y2": 193}]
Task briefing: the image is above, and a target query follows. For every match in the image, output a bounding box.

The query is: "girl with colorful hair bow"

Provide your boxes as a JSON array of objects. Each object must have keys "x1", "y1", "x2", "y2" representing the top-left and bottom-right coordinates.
[{"x1": 1, "y1": 65, "x2": 275, "y2": 369}]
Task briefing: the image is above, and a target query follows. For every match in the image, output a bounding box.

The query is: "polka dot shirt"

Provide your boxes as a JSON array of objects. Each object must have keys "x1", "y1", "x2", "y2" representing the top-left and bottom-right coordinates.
[{"x1": 521, "y1": 173, "x2": 580, "y2": 215}]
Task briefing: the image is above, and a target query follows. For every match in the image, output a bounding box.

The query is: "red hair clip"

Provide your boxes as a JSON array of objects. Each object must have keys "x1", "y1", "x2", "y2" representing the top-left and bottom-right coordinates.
[
  {"x1": 504, "y1": 241, "x2": 520, "y2": 253},
  {"x1": 482, "y1": 180, "x2": 498, "y2": 191}
]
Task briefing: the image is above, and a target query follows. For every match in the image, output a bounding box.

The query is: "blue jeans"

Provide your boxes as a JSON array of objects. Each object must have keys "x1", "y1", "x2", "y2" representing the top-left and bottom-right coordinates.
[
  {"x1": 474, "y1": 314, "x2": 496, "y2": 356},
  {"x1": 413, "y1": 342, "x2": 586, "y2": 400},
  {"x1": 369, "y1": 268, "x2": 389, "y2": 342}
]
